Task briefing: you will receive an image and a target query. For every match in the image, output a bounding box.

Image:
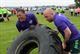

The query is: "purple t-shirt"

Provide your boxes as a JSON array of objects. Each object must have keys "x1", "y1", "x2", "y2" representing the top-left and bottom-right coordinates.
[
  {"x1": 16, "y1": 12, "x2": 37, "y2": 32},
  {"x1": 53, "y1": 13, "x2": 80, "y2": 42}
]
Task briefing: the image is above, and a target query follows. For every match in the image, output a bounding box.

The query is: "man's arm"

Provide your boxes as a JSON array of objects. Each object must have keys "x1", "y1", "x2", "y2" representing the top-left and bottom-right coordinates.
[
  {"x1": 31, "y1": 13, "x2": 39, "y2": 25},
  {"x1": 64, "y1": 27, "x2": 71, "y2": 43},
  {"x1": 55, "y1": 20, "x2": 72, "y2": 49},
  {"x1": 55, "y1": 19, "x2": 71, "y2": 42},
  {"x1": 16, "y1": 23, "x2": 22, "y2": 32},
  {"x1": 63, "y1": 27, "x2": 71, "y2": 49}
]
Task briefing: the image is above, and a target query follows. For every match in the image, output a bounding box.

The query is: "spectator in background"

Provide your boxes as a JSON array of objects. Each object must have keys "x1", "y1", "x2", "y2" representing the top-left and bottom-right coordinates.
[
  {"x1": 77, "y1": 7, "x2": 80, "y2": 15},
  {"x1": 74, "y1": 7, "x2": 78, "y2": 16},
  {"x1": 55, "y1": 7, "x2": 59, "y2": 14},
  {"x1": 0, "y1": 7, "x2": 4, "y2": 22},
  {"x1": 7, "y1": 10, "x2": 12, "y2": 21},
  {"x1": 11, "y1": 9, "x2": 17, "y2": 15},
  {"x1": 60, "y1": 7, "x2": 65, "y2": 13},
  {"x1": 75, "y1": 7, "x2": 80, "y2": 16},
  {"x1": 1, "y1": 7, "x2": 8, "y2": 21},
  {"x1": 69, "y1": 7, "x2": 74, "y2": 16}
]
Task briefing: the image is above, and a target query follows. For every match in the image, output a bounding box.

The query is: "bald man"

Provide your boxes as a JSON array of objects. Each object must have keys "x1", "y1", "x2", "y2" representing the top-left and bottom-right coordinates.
[{"x1": 43, "y1": 8, "x2": 80, "y2": 54}]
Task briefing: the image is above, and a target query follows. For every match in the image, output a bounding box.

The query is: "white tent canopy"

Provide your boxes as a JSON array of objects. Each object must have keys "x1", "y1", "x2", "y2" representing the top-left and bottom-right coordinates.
[{"x1": 0, "y1": 0, "x2": 75, "y2": 7}]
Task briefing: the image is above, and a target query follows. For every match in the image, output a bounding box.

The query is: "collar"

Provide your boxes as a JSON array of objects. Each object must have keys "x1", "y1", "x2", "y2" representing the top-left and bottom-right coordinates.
[{"x1": 53, "y1": 13, "x2": 58, "y2": 21}]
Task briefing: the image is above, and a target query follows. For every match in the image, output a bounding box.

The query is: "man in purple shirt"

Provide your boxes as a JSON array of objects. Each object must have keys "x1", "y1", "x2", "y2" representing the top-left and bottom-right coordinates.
[
  {"x1": 16, "y1": 9, "x2": 38, "y2": 32},
  {"x1": 43, "y1": 8, "x2": 80, "y2": 54}
]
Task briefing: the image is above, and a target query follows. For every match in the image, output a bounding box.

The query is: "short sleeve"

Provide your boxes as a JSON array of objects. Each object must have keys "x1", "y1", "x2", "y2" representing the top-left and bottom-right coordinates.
[
  {"x1": 16, "y1": 22, "x2": 21, "y2": 32},
  {"x1": 30, "y1": 13, "x2": 37, "y2": 25},
  {"x1": 55, "y1": 20, "x2": 67, "y2": 31}
]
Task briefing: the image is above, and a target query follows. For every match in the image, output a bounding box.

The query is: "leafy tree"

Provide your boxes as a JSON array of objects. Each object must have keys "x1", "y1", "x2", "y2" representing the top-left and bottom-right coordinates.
[{"x1": 75, "y1": 0, "x2": 80, "y2": 7}]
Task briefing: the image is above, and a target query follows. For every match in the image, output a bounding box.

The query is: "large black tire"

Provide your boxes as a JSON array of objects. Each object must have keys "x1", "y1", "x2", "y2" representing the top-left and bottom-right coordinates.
[{"x1": 7, "y1": 25, "x2": 63, "y2": 54}]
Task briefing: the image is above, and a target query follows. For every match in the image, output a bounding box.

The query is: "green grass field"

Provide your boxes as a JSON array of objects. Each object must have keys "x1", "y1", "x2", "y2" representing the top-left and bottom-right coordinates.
[{"x1": 0, "y1": 11, "x2": 80, "y2": 54}]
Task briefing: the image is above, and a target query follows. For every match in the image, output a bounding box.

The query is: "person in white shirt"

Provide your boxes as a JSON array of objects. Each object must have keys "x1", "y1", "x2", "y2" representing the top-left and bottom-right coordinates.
[{"x1": 69, "y1": 7, "x2": 74, "y2": 16}]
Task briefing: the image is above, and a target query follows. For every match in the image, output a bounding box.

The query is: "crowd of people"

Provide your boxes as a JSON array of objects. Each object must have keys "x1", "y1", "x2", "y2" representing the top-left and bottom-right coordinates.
[
  {"x1": 55, "y1": 6, "x2": 80, "y2": 16},
  {"x1": 0, "y1": 6, "x2": 80, "y2": 22},
  {"x1": 69, "y1": 7, "x2": 80, "y2": 16},
  {"x1": 55, "y1": 6, "x2": 65, "y2": 14},
  {"x1": 0, "y1": 7, "x2": 16, "y2": 22}
]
